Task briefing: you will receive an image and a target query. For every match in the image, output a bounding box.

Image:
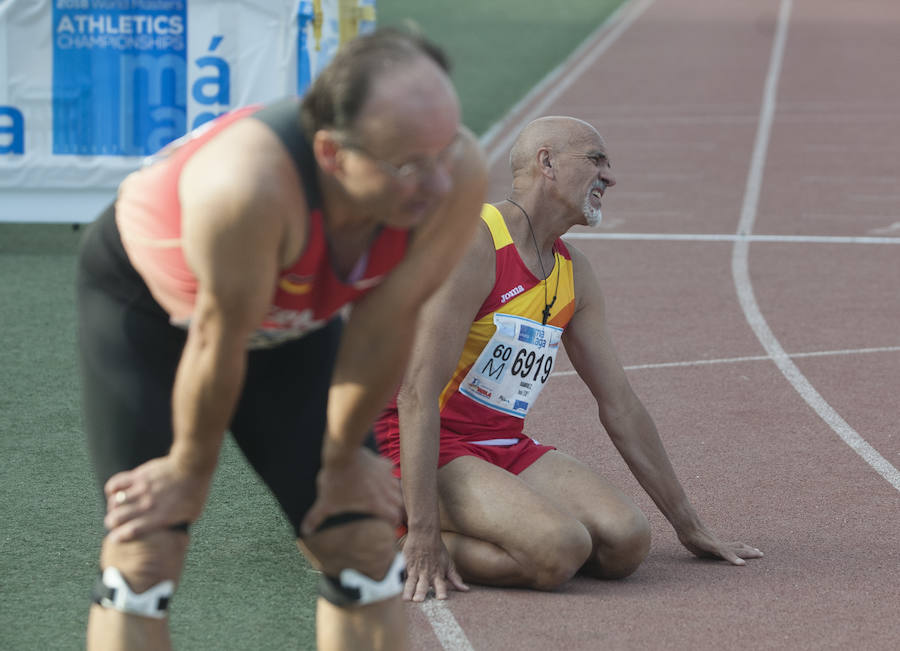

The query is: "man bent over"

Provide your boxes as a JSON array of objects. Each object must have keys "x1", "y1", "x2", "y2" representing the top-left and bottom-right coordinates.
[{"x1": 78, "y1": 28, "x2": 487, "y2": 649}]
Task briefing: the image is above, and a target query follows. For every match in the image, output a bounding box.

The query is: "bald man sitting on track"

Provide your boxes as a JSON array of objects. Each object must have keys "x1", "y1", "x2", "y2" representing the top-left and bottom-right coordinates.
[{"x1": 374, "y1": 116, "x2": 762, "y2": 602}]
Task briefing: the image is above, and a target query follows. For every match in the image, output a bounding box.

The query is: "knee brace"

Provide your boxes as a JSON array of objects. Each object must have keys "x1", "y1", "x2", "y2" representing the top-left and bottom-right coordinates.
[
  {"x1": 318, "y1": 551, "x2": 407, "y2": 607},
  {"x1": 92, "y1": 567, "x2": 174, "y2": 619}
]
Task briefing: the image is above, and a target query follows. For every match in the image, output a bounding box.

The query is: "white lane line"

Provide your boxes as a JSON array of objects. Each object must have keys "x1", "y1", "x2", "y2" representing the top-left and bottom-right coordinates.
[
  {"x1": 419, "y1": 600, "x2": 476, "y2": 651},
  {"x1": 420, "y1": 2, "x2": 656, "y2": 647},
  {"x1": 735, "y1": 0, "x2": 789, "y2": 238},
  {"x1": 480, "y1": 0, "x2": 657, "y2": 167},
  {"x1": 564, "y1": 233, "x2": 900, "y2": 244},
  {"x1": 551, "y1": 345, "x2": 900, "y2": 376},
  {"x1": 731, "y1": 0, "x2": 900, "y2": 491}
]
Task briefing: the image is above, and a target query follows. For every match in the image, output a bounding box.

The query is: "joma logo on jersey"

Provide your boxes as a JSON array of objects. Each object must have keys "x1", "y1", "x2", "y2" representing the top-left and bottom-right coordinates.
[{"x1": 500, "y1": 284, "x2": 524, "y2": 303}]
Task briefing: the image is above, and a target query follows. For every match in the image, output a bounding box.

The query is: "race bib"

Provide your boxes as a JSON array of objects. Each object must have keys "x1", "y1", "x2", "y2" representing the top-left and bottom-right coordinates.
[{"x1": 459, "y1": 313, "x2": 562, "y2": 418}]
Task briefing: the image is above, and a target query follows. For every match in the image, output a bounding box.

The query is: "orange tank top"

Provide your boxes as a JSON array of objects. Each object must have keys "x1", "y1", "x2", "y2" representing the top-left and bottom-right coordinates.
[{"x1": 115, "y1": 99, "x2": 409, "y2": 348}]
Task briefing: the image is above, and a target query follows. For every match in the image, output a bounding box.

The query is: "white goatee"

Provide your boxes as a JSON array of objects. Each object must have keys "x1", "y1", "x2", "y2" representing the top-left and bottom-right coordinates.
[{"x1": 583, "y1": 185, "x2": 603, "y2": 227}]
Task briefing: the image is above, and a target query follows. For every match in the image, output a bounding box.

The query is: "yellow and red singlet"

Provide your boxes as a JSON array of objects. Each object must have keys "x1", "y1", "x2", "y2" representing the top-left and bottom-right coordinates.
[{"x1": 376, "y1": 204, "x2": 575, "y2": 460}]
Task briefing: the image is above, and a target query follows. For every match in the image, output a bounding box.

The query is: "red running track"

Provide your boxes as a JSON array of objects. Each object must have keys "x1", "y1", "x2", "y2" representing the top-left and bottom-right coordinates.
[{"x1": 407, "y1": 0, "x2": 900, "y2": 649}]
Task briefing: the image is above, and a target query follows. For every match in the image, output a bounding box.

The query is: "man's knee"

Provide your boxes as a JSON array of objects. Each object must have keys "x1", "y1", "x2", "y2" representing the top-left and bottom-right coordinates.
[
  {"x1": 300, "y1": 517, "x2": 398, "y2": 580},
  {"x1": 593, "y1": 508, "x2": 651, "y2": 579},
  {"x1": 319, "y1": 551, "x2": 406, "y2": 608},
  {"x1": 527, "y1": 519, "x2": 593, "y2": 590},
  {"x1": 300, "y1": 518, "x2": 404, "y2": 608},
  {"x1": 94, "y1": 529, "x2": 189, "y2": 616}
]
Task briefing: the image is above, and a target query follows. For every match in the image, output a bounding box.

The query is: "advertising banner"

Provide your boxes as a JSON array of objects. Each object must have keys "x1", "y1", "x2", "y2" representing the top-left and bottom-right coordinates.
[{"x1": 0, "y1": 0, "x2": 376, "y2": 222}]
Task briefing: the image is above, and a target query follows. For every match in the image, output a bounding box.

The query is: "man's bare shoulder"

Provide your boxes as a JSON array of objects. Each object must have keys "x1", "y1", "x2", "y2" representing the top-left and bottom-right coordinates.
[
  {"x1": 428, "y1": 209, "x2": 495, "y2": 308},
  {"x1": 461, "y1": 209, "x2": 497, "y2": 275},
  {"x1": 179, "y1": 117, "x2": 308, "y2": 264},
  {"x1": 468, "y1": 210, "x2": 497, "y2": 262},
  {"x1": 181, "y1": 118, "x2": 306, "y2": 219}
]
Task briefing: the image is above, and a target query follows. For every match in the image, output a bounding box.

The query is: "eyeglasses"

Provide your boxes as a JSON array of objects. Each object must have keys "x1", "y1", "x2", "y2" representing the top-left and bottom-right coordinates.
[{"x1": 338, "y1": 131, "x2": 463, "y2": 182}]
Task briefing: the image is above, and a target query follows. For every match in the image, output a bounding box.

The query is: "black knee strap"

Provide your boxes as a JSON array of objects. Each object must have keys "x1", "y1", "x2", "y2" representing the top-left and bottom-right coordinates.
[{"x1": 313, "y1": 511, "x2": 375, "y2": 534}]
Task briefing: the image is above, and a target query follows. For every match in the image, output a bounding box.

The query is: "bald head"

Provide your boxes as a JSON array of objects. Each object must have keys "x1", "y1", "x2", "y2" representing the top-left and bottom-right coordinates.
[
  {"x1": 507, "y1": 116, "x2": 614, "y2": 228},
  {"x1": 300, "y1": 27, "x2": 452, "y2": 139},
  {"x1": 509, "y1": 116, "x2": 601, "y2": 178}
]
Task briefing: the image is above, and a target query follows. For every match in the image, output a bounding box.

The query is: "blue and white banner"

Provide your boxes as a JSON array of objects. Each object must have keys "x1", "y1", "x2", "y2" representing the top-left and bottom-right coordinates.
[
  {"x1": 52, "y1": 1, "x2": 189, "y2": 157},
  {"x1": 0, "y1": 0, "x2": 376, "y2": 221}
]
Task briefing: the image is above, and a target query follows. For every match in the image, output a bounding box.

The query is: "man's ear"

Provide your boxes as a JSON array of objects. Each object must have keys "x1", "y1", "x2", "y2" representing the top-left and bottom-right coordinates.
[
  {"x1": 313, "y1": 130, "x2": 341, "y2": 174},
  {"x1": 538, "y1": 147, "x2": 555, "y2": 180}
]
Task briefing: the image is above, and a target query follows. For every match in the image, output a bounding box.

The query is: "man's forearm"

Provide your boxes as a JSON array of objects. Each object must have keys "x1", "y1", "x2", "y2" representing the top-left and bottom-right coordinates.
[
  {"x1": 170, "y1": 328, "x2": 247, "y2": 474},
  {"x1": 324, "y1": 292, "x2": 421, "y2": 465},
  {"x1": 398, "y1": 393, "x2": 443, "y2": 533},
  {"x1": 604, "y1": 404, "x2": 701, "y2": 535}
]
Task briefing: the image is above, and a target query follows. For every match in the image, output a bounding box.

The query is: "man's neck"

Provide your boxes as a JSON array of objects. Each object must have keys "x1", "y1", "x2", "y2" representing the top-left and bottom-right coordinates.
[
  {"x1": 502, "y1": 199, "x2": 560, "y2": 280},
  {"x1": 319, "y1": 173, "x2": 381, "y2": 279},
  {"x1": 504, "y1": 197, "x2": 566, "y2": 252}
]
